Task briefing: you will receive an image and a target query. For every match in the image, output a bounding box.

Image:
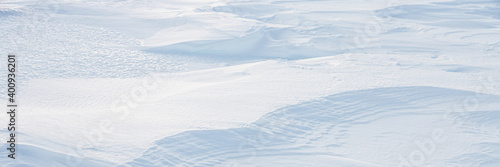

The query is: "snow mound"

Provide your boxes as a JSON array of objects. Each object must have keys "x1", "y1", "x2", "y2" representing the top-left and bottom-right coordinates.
[
  {"x1": 122, "y1": 86, "x2": 500, "y2": 167},
  {"x1": 0, "y1": 143, "x2": 112, "y2": 167}
]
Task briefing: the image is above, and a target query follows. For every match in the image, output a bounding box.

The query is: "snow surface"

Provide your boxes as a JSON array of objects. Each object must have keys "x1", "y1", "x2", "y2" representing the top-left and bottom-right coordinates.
[{"x1": 0, "y1": 0, "x2": 499, "y2": 166}]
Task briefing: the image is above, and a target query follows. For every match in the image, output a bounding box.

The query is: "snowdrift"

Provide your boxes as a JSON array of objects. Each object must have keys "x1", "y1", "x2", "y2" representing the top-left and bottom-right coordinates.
[{"x1": 124, "y1": 87, "x2": 500, "y2": 166}]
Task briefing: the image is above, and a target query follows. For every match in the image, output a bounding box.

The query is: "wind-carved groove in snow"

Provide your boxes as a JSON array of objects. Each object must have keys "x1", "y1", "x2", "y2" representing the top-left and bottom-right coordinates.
[{"x1": 122, "y1": 87, "x2": 500, "y2": 167}]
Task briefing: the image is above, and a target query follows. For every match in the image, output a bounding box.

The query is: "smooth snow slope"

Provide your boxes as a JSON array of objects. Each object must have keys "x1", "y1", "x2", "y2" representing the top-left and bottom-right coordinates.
[{"x1": 0, "y1": 0, "x2": 499, "y2": 166}]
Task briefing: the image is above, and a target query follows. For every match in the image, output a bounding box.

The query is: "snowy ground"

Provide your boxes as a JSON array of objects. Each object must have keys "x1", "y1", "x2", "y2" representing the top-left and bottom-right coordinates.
[{"x1": 0, "y1": 0, "x2": 499, "y2": 166}]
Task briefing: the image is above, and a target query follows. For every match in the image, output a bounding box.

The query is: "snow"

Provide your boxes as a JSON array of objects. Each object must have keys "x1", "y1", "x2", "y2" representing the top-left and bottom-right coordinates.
[
  {"x1": 0, "y1": 0, "x2": 499, "y2": 166},
  {"x1": 125, "y1": 87, "x2": 500, "y2": 166}
]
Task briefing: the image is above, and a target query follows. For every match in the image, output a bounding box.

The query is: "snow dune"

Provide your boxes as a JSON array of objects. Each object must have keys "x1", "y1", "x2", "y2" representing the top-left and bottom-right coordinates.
[
  {"x1": 0, "y1": 0, "x2": 499, "y2": 166},
  {"x1": 124, "y1": 87, "x2": 500, "y2": 166}
]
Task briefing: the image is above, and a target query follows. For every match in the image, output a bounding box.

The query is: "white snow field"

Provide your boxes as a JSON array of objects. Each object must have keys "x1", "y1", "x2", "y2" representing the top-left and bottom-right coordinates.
[{"x1": 1, "y1": 0, "x2": 500, "y2": 166}]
